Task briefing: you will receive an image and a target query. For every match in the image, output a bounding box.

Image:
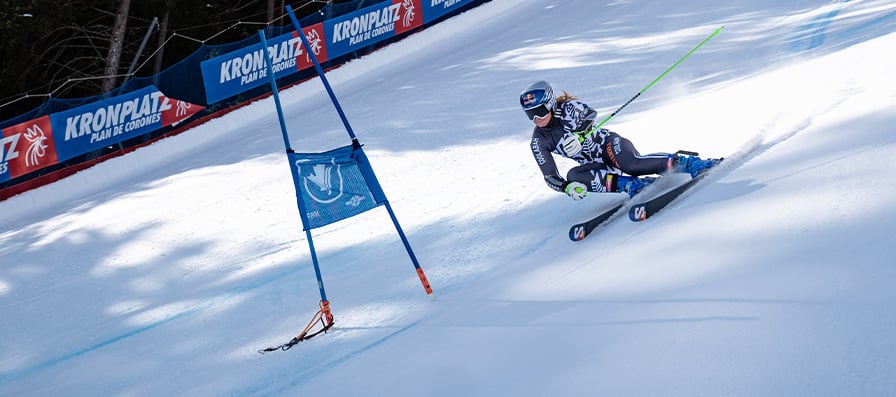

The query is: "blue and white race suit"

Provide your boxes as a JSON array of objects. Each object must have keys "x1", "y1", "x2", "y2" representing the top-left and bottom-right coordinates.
[{"x1": 529, "y1": 99, "x2": 670, "y2": 194}]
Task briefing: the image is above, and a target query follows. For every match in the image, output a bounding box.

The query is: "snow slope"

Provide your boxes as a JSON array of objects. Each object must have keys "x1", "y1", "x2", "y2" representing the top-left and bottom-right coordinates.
[{"x1": 2, "y1": 0, "x2": 896, "y2": 395}]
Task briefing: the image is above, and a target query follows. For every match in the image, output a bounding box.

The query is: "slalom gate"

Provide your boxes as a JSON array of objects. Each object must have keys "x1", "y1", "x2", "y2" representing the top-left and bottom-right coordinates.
[{"x1": 257, "y1": 5, "x2": 433, "y2": 354}]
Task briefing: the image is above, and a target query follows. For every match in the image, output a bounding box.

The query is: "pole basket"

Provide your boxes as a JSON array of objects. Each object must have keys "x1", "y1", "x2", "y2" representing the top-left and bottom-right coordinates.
[{"x1": 258, "y1": 300, "x2": 335, "y2": 354}]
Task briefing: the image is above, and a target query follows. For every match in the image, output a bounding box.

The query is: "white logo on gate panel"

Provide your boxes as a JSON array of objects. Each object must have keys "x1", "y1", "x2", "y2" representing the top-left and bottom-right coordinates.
[{"x1": 297, "y1": 159, "x2": 344, "y2": 204}]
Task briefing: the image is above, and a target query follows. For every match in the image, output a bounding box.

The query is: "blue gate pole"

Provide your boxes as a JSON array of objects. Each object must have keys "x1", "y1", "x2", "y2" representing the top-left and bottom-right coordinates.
[
  {"x1": 285, "y1": 6, "x2": 359, "y2": 145},
  {"x1": 257, "y1": 29, "x2": 329, "y2": 305},
  {"x1": 285, "y1": 6, "x2": 434, "y2": 299}
]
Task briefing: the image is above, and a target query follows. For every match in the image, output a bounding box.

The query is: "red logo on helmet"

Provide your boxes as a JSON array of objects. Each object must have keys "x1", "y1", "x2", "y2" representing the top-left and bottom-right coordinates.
[{"x1": 522, "y1": 93, "x2": 536, "y2": 106}]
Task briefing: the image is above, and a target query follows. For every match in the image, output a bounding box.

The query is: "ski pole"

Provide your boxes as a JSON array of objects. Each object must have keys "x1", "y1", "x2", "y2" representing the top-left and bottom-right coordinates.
[{"x1": 579, "y1": 25, "x2": 724, "y2": 141}]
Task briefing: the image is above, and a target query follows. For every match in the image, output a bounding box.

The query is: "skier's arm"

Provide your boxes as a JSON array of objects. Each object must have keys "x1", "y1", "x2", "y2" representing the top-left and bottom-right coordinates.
[
  {"x1": 531, "y1": 136, "x2": 566, "y2": 192},
  {"x1": 546, "y1": 173, "x2": 588, "y2": 201},
  {"x1": 558, "y1": 100, "x2": 598, "y2": 133}
]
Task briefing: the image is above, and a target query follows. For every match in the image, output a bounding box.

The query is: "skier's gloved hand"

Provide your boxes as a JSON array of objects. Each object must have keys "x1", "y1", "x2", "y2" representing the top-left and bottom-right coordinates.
[
  {"x1": 564, "y1": 181, "x2": 588, "y2": 201},
  {"x1": 559, "y1": 133, "x2": 582, "y2": 157}
]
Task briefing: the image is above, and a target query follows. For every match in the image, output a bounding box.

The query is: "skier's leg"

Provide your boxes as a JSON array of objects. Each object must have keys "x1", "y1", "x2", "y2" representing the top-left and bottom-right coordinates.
[
  {"x1": 567, "y1": 163, "x2": 655, "y2": 197},
  {"x1": 602, "y1": 133, "x2": 669, "y2": 176},
  {"x1": 566, "y1": 163, "x2": 619, "y2": 193},
  {"x1": 603, "y1": 133, "x2": 718, "y2": 177}
]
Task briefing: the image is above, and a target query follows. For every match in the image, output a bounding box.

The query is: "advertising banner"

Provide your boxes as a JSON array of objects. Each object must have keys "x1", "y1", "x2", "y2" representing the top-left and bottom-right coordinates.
[
  {"x1": 421, "y1": 0, "x2": 476, "y2": 23},
  {"x1": 324, "y1": 0, "x2": 424, "y2": 59},
  {"x1": 200, "y1": 0, "x2": 471, "y2": 105},
  {"x1": 0, "y1": 115, "x2": 58, "y2": 183},
  {"x1": 1, "y1": 86, "x2": 203, "y2": 183},
  {"x1": 49, "y1": 85, "x2": 204, "y2": 162},
  {"x1": 201, "y1": 23, "x2": 328, "y2": 104}
]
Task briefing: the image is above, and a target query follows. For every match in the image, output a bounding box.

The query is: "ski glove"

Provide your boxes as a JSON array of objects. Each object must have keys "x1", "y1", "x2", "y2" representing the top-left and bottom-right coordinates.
[
  {"x1": 559, "y1": 132, "x2": 582, "y2": 157},
  {"x1": 565, "y1": 181, "x2": 588, "y2": 201}
]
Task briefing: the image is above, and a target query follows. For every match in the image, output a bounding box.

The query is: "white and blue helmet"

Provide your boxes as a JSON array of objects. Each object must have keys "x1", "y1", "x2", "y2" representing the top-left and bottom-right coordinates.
[{"x1": 519, "y1": 80, "x2": 554, "y2": 120}]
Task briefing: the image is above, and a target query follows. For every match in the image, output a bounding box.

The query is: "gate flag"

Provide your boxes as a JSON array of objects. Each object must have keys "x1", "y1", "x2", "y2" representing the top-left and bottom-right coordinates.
[
  {"x1": 255, "y1": 7, "x2": 435, "y2": 353},
  {"x1": 288, "y1": 145, "x2": 386, "y2": 230}
]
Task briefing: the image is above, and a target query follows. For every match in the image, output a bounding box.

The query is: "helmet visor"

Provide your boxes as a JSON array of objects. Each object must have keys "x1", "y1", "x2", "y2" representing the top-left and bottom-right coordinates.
[{"x1": 524, "y1": 104, "x2": 550, "y2": 121}]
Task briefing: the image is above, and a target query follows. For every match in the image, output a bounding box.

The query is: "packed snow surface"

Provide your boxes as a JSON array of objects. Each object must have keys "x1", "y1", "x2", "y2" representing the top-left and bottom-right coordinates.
[{"x1": 2, "y1": 0, "x2": 895, "y2": 395}]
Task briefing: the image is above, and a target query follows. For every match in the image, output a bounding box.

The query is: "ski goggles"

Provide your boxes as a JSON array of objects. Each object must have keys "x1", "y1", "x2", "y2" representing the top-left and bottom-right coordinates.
[{"x1": 524, "y1": 104, "x2": 551, "y2": 121}]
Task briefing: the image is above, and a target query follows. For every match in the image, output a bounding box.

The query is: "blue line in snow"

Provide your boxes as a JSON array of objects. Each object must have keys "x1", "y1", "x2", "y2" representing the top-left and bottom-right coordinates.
[
  {"x1": 793, "y1": 0, "x2": 851, "y2": 50},
  {"x1": 0, "y1": 275, "x2": 283, "y2": 385},
  {"x1": 790, "y1": 0, "x2": 896, "y2": 52},
  {"x1": 0, "y1": 304, "x2": 203, "y2": 385}
]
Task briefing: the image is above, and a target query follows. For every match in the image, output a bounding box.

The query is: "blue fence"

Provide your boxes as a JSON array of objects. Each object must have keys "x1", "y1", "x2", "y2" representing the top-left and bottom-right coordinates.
[{"x1": 0, "y1": 0, "x2": 487, "y2": 195}]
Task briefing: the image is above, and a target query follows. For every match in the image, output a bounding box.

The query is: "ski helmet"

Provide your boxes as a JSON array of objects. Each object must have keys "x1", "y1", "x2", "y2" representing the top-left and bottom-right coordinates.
[{"x1": 519, "y1": 80, "x2": 554, "y2": 120}]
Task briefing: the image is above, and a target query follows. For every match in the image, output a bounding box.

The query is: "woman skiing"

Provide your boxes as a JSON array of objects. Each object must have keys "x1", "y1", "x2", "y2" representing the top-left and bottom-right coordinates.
[{"x1": 520, "y1": 80, "x2": 717, "y2": 201}]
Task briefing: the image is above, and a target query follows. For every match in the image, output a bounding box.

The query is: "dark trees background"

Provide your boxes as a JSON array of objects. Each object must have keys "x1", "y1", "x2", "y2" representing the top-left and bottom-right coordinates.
[{"x1": 0, "y1": 0, "x2": 330, "y2": 120}]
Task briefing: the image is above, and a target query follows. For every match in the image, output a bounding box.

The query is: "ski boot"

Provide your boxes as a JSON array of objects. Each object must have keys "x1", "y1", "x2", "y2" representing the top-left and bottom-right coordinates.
[
  {"x1": 670, "y1": 152, "x2": 718, "y2": 178},
  {"x1": 615, "y1": 175, "x2": 657, "y2": 198}
]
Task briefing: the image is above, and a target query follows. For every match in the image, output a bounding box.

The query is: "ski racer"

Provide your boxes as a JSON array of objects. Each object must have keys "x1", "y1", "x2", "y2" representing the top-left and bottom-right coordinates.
[{"x1": 521, "y1": 80, "x2": 717, "y2": 201}]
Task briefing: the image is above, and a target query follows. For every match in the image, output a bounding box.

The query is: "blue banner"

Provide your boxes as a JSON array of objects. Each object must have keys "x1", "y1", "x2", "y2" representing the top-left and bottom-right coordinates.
[
  {"x1": 49, "y1": 85, "x2": 204, "y2": 162},
  {"x1": 422, "y1": 0, "x2": 477, "y2": 23},
  {"x1": 201, "y1": 31, "x2": 305, "y2": 104},
  {"x1": 288, "y1": 145, "x2": 385, "y2": 230},
  {"x1": 324, "y1": 0, "x2": 424, "y2": 59},
  {"x1": 200, "y1": 0, "x2": 477, "y2": 105}
]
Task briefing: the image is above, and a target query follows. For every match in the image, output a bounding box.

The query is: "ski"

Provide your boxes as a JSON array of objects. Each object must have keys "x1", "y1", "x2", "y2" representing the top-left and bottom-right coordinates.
[
  {"x1": 568, "y1": 173, "x2": 664, "y2": 241},
  {"x1": 628, "y1": 160, "x2": 720, "y2": 222},
  {"x1": 569, "y1": 201, "x2": 626, "y2": 241},
  {"x1": 569, "y1": 152, "x2": 726, "y2": 240}
]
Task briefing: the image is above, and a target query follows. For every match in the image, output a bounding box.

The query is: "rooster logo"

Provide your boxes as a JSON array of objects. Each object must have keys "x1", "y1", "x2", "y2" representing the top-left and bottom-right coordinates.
[
  {"x1": 24, "y1": 124, "x2": 48, "y2": 167},
  {"x1": 305, "y1": 29, "x2": 323, "y2": 61},
  {"x1": 176, "y1": 100, "x2": 191, "y2": 118},
  {"x1": 401, "y1": 0, "x2": 416, "y2": 27}
]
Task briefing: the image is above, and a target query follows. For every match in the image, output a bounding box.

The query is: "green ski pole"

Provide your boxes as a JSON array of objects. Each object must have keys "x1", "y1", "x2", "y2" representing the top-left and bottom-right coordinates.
[{"x1": 579, "y1": 25, "x2": 724, "y2": 141}]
